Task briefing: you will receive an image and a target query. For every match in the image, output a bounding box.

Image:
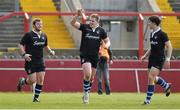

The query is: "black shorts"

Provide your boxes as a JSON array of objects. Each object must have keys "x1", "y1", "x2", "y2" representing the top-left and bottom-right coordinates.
[
  {"x1": 148, "y1": 55, "x2": 165, "y2": 71},
  {"x1": 80, "y1": 54, "x2": 99, "y2": 68},
  {"x1": 25, "y1": 59, "x2": 45, "y2": 75}
]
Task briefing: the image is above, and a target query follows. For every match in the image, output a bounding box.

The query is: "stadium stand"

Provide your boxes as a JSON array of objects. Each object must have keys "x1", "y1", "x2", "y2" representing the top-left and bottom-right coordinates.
[
  {"x1": 53, "y1": 0, "x2": 61, "y2": 11},
  {"x1": 20, "y1": 0, "x2": 75, "y2": 49},
  {"x1": 168, "y1": 0, "x2": 180, "y2": 12},
  {"x1": 156, "y1": 0, "x2": 180, "y2": 48},
  {"x1": 0, "y1": 0, "x2": 24, "y2": 52},
  {"x1": 168, "y1": 0, "x2": 180, "y2": 21},
  {"x1": 0, "y1": 0, "x2": 15, "y2": 12},
  {"x1": 0, "y1": 0, "x2": 180, "y2": 59}
]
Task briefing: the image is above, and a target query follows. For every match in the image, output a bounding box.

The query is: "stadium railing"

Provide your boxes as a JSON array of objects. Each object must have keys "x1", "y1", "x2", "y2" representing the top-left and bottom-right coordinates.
[{"x1": 0, "y1": 11, "x2": 180, "y2": 58}]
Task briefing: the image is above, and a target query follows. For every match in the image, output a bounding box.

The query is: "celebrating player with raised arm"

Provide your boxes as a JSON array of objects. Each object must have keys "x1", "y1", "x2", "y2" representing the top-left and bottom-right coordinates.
[{"x1": 71, "y1": 9, "x2": 110, "y2": 104}]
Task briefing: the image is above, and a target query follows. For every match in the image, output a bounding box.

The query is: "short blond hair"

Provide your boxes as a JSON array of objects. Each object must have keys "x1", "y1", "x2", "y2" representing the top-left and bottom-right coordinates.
[{"x1": 90, "y1": 14, "x2": 100, "y2": 22}]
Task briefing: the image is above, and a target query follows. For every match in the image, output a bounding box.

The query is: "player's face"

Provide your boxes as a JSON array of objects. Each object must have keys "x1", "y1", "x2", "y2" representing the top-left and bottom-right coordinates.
[
  {"x1": 148, "y1": 21, "x2": 154, "y2": 30},
  {"x1": 90, "y1": 17, "x2": 98, "y2": 28},
  {"x1": 34, "y1": 21, "x2": 43, "y2": 32}
]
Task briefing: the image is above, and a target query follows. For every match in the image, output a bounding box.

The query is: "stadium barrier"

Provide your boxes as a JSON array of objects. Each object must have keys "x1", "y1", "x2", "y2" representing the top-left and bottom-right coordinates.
[
  {"x1": 0, "y1": 12, "x2": 180, "y2": 57},
  {"x1": 0, "y1": 59, "x2": 180, "y2": 93}
]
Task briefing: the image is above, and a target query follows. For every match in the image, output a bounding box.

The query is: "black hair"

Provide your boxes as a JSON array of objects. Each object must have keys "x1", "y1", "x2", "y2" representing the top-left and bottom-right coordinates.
[{"x1": 148, "y1": 15, "x2": 161, "y2": 26}]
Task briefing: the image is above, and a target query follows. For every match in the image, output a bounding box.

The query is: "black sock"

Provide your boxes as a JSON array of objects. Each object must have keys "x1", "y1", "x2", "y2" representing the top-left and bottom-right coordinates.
[{"x1": 34, "y1": 84, "x2": 42, "y2": 100}]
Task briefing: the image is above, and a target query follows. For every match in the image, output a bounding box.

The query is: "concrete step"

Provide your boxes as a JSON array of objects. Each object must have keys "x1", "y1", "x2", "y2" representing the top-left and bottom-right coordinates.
[
  {"x1": 0, "y1": 39, "x2": 20, "y2": 43},
  {"x1": 50, "y1": 44, "x2": 75, "y2": 49},
  {"x1": 0, "y1": 0, "x2": 15, "y2": 3},
  {"x1": 0, "y1": 43, "x2": 18, "y2": 47},
  {"x1": 1, "y1": 17, "x2": 24, "y2": 22},
  {"x1": 0, "y1": 30, "x2": 23, "y2": 34},
  {"x1": 0, "y1": 21, "x2": 24, "y2": 25},
  {"x1": 49, "y1": 40, "x2": 74, "y2": 43},
  {"x1": 0, "y1": 26, "x2": 24, "y2": 30},
  {"x1": 0, "y1": 34, "x2": 22, "y2": 38}
]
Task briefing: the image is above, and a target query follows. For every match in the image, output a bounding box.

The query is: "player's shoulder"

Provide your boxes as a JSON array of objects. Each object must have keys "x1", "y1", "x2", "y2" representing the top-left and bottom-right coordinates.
[
  {"x1": 41, "y1": 32, "x2": 47, "y2": 37},
  {"x1": 81, "y1": 23, "x2": 89, "y2": 28},
  {"x1": 23, "y1": 31, "x2": 32, "y2": 37},
  {"x1": 97, "y1": 26, "x2": 106, "y2": 33},
  {"x1": 159, "y1": 30, "x2": 167, "y2": 35},
  {"x1": 157, "y1": 30, "x2": 167, "y2": 37}
]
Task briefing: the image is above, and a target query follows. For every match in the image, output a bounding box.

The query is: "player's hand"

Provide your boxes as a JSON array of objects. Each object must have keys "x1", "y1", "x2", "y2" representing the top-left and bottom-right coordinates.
[
  {"x1": 164, "y1": 60, "x2": 170, "y2": 69},
  {"x1": 140, "y1": 55, "x2": 146, "y2": 61},
  {"x1": 110, "y1": 60, "x2": 113, "y2": 65},
  {"x1": 23, "y1": 54, "x2": 32, "y2": 62},
  {"x1": 49, "y1": 50, "x2": 55, "y2": 56},
  {"x1": 77, "y1": 9, "x2": 84, "y2": 16}
]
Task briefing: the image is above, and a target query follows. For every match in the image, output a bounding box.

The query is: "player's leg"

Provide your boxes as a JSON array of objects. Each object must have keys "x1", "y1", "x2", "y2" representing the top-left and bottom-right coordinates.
[
  {"x1": 17, "y1": 70, "x2": 36, "y2": 91},
  {"x1": 17, "y1": 62, "x2": 35, "y2": 91},
  {"x1": 155, "y1": 76, "x2": 172, "y2": 97},
  {"x1": 103, "y1": 62, "x2": 111, "y2": 95},
  {"x1": 82, "y1": 62, "x2": 91, "y2": 104},
  {"x1": 144, "y1": 67, "x2": 159, "y2": 105},
  {"x1": 33, "y1": 71, "x2": 45, "y2": 102},
  {"x1": 97, "y1": 62, "x2": 103, "y2": 95},
  {"x1": 88, "y1": 56, "x2": 99, "y2": 93},
  {"x1": 155, "y1": 59, "x2": 172, "y2": 97},
  {"x1": 90, "y1": 67, "x2": 96, "y2": 91}
]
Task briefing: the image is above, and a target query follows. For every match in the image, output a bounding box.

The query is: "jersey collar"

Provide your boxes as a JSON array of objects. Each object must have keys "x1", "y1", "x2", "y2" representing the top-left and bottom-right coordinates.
[
  {"x1": 151, "y1": 27, "x2": 161, "y2": 38},
  {"x1": 33, "y1": 30, "x2": 42, "y2": 38},
  {"x1": 92, "y1": 25, "x2": 99, "y2": 32}
]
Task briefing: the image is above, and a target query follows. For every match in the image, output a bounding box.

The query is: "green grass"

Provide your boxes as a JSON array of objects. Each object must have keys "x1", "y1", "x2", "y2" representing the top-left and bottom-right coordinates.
[{"x1": 0, "y1": 92, "x2": 180, "y2": 109}]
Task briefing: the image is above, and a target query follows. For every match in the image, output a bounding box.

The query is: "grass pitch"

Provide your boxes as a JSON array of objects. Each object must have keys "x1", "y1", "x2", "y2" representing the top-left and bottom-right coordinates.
[{"x1": 0, "y1": 92, "x2": 180, "y2": 109}]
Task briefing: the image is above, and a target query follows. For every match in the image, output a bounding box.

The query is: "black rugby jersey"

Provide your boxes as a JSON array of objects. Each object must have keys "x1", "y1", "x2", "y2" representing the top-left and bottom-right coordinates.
[
  {"x1": 79, "y1": 24, "x2": 107, "y2": 56},
  {"x1": 150, "y1": 29, "x2": 169, "y2": 57},
  {"x1": 20, "y1": 31, "x2": 47, "y2": 59}
]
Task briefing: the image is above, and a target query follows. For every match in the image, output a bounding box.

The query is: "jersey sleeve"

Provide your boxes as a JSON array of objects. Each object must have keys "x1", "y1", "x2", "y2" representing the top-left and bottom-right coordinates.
[
  {"x1": 162, "y1": 32, "x2": 169, "y2": 43},
  {"x1": 79, "y1": 23, "x2": 86, "y2": 31},
  {"x1": 101, "y1": 28, "x2": 108, "y2": 39},
  {"x1": 20, "y1": 33, "x2": 29, "y2": 45},
  {"x1": 44, "y1": 34, "x2": 48, "y2": 46}
]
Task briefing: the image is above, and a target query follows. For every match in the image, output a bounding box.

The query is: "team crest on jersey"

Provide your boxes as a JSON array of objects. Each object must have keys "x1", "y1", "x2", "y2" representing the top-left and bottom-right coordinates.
[
  {"x1": 154, "y1": 36, "x2": 157, "y2": 39},
  {"x1": 96, "y1": 31, "x2": 100, "y2": 34},
  {"x1": 86, "y1": 33, "x2": 90, "y2": 36},
  {"x1": 28, "y1": 69, "x2": 31, "y2": 74}
]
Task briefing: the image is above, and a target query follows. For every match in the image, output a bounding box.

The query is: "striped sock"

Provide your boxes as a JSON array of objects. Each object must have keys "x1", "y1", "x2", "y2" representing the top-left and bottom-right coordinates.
[
  {"x1": 156, "y1": 77, "x2": 169, "y2": 90},
  {"x1": 145, "y1": 85, "x2": 155, "y2": 103},
  {"x1": 88, "y1": 82, "x2": 92, "y2": 93},
  {"x1": 34, "y1": 84, "x2": 42, "y2": 100},
  {"x1": 83, "y1": 80, "x2": 90, "y2": 93}
]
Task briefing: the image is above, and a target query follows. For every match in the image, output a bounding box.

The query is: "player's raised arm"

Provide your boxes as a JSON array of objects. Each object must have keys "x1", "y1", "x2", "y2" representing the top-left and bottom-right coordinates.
[{"x1": 70, "y1": 9, "x2": 84, "y2": 29}]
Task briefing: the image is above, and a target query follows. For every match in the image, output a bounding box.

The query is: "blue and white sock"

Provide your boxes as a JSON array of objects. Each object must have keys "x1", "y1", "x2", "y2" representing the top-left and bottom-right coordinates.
[
  {"x1": 156, "y1": 77, "x2": 169, "y2": 90},
  {"x1": 88, "y1": 82, "x2": 92, "y2": 93},
  {"x1": 145, "y1": 85, "x2": 155, "y2": 103},
  {"x1": 83, "y1": 80, "x2": 90, "y2": 93}
]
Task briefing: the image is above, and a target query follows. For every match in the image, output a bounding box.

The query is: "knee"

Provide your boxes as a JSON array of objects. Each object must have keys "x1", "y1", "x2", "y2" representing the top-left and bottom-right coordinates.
[
  {"x1": 27, "y1": 78, "x2": 36, "y2": 85},
  {"x1": 36, "y1": 78, "x2": 44, "y2": 85},
  {"x1": 148, "y1": 74, "x2": 156, "y2": 84},
  {"x1": 84, "y1": 75, "x2": 91, "y2": 80}
]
